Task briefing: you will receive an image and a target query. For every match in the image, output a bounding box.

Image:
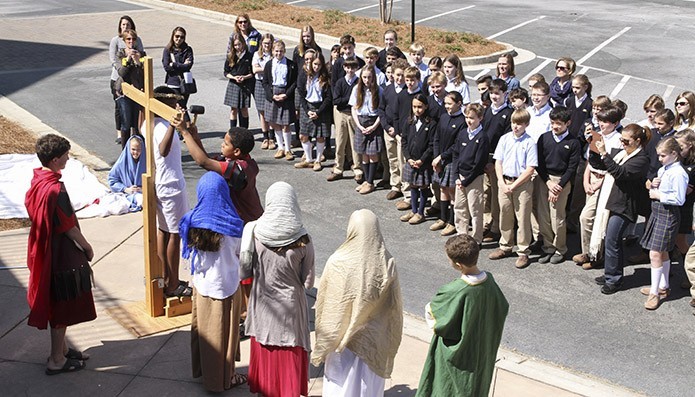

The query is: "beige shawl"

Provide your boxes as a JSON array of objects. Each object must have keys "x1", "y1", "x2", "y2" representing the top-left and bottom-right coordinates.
[{"x1": 310, "y1": 209, "x2": 403, "y2": 379}]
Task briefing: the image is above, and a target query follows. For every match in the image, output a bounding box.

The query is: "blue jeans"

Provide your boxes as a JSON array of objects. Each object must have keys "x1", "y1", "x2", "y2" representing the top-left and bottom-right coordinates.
[{"x1": 604, "y1": 213, "x2": 630, "y2": 285}]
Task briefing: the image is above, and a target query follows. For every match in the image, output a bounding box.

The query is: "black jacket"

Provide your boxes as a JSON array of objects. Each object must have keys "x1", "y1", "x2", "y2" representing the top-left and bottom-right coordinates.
[
  {"x1": 262, "y1": 58, "x2": 298, "y2": 103},
  {"x1": 402, "y1": 118, "x2": 436, "y2": 167},
  {"x1": 601, "y1": 149, "x2": 649, "y2": 223}
]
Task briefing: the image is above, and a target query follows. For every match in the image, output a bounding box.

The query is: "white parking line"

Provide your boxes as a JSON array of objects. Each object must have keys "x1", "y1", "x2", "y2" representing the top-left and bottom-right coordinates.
[
  {"x1": 577, "y1": 66, "x2": 590, "y2": 75},
  {"x1": 609, "y1": 75, "x2": 631, "y2": 99},
  {"x1": 415, "y1": 5, "x2": 475, "y2": 24},
  {"x1": 663, "y1": 85, "x2": 675, "y2": 101},
  {"x1": 287, "y1": 0, "x2": 307, "y2": 4},
  {"x1": 473, "y1": 69, "x2": 491, "y2": 80},
  {"x1": 577, "y1": 27, "x2": 631, "y2": 65},
  {"x1": 519, "y1": 59, "x2": 553, "y2": 84},
  {"x1": 347, "y1": 0, "x2": 402, "y2": 14},
  {"x1": 486, "y1": 16, "x2": 546, "y2": 40}
]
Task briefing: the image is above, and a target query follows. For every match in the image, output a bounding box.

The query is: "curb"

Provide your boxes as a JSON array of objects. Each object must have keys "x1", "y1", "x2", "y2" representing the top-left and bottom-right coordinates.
[
  {"x1": 0, "y1": 95, "x2": 111, "y2": 184},
  {"x1": 127, "y1": 0, "x2": 527, "y2": 67}
]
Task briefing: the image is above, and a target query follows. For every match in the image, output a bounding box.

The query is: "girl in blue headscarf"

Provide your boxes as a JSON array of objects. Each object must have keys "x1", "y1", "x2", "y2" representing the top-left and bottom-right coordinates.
[
  {"x1": 108, "y1": 135, "x2": 145, "y2": 211},
  {"x1": 179, "y1": 172, "x2": 246, "y2": 392}
]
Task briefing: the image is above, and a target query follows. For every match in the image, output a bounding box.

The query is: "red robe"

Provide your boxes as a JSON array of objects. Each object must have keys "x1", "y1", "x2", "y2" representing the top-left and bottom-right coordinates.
[{"x1": 25, "y1": 168, "x2": 95, "y2": 329}]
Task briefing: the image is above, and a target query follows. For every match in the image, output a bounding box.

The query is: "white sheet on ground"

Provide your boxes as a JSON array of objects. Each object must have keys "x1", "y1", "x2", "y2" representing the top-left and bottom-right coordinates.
[{"x1": 0, "y1": 154, "x2": 131, "y2": 219}]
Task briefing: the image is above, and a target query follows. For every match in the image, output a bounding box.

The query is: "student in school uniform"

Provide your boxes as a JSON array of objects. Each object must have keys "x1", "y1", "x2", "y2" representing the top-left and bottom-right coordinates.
[
  {"x1": 350, "y1": 65, "x2": 384, "y2": 195},
  {"x1": 359, "y1": 47, "x2": 387, "y2": 87},
  {"x1": 482, "y1": 79, "x2": 513, "y2": 243},
  {"x1": 328, "y1": 58, "x2": 362, "y2": 182},
  {"x1": 379, "y1": 59, "x2": 409, "y2": 199},
  {"x1": 536, "y1": 106, "x2": 581, "y2": 264},
  {"x1": 423, "y1": 71, "x2": 448, "y2": 216},
  {"x1": 331, "y1": 35, "x2": 366, "y2": 87},
  {"x1": 400, "y1": 94, "x2": 436, "y2": 225},
  {"x1": 488, "y1": 109, "x2": 538, "y2": 269},
  {"x1": 422, "y1": 57, "x2": 443, "y2": 93},
  {"x1": 376, "y1": 29, "x2": 407, "y2": 71},
  {"x1": 573, "y1": 106, "x2": 624, "y2": 269},
  {"x1": 409, "y1": 43, "x2": 430, "y2": 79},
  {"x1": 638, "y1": 94, "x2": 665, "y2": 130},
  {"x1": 224, "y1": 36, "x2": 254, "y2": 129},
  {"x1": 563, "y1": 74, "x2": 593, "y2": 141},
  {"x1": 476, "y1": 75, "x2": 493, "y2": 98},
  {"x1": 440, "y1": 103, "x2": 490, "y2": 244},
  {"x1": 431, "y1": 92, "x2": 467, "y2": 236},
  {"x1": 252, "y1": 33, "x2": 275, "y2": 150},
  {"x1": 262, "y1": 40, "x2": 298, "y2": 161},
  {"x1": 527, "y1": 81, "x2": 553, "y2": 142},
  {"x1": 292, "y1": 26, "x2": 323, "y2": 147},
  {"x1": 508, "y1": 88, "x2": 529, "y2": 111},
  {"x1": 442, "y1": 54, "x2": 471, "y2": 105},
  {"x1": 295, "y1": 52, "x2": 332, "y2": 172}
]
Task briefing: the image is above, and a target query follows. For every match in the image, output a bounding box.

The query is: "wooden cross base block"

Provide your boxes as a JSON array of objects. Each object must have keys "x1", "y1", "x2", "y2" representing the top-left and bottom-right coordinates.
[{"x1": 165, "y1": 296, "x2": 192, "y2": 318}]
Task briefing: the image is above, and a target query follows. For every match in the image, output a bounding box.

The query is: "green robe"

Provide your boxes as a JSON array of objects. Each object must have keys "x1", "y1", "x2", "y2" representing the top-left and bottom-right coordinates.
[{"x1": 416, "y1": 273, "x2": 509, "y2": 397}]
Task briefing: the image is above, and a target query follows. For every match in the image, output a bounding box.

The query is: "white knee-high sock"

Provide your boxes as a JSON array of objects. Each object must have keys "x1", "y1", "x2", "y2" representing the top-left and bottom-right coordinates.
[
  {"x1": 275, "y1": 130, "x2": 284, "y2": 148},
  {"x1": 316, "y1": 141, "x2": 325, "y2": 162},
  {"x1": 650, "y1": 266, "x2": 664, "y2": 295},
  {"x1": 302, "y1": 141, "x2": 313, "y2": 162},
  {"x1": 283, "y1": 132, "x2": 292, "y2": 152},
  {"x1": 659, "y1": 259, "x2": 671, "y2": 290}
]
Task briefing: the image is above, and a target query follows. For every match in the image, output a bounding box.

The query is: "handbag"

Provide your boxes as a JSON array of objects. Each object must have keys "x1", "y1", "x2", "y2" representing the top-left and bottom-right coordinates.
[{"x1": 181, "y1": 72, "x2": 197, "y2": 95}]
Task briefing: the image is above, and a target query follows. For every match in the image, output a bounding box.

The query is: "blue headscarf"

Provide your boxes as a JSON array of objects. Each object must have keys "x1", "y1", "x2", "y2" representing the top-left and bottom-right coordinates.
[
  {"x1": 108, "y1": 135, "x2": 146, "y2": 193},
  {"x1": 180, "y1": 172, "x2": 244, "y2": 273}
]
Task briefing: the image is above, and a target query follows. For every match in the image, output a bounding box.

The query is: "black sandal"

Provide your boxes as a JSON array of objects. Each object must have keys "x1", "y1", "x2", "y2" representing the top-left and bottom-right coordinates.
[
  {"x1": 65, "y1": 348, "x2": 89, "y2": 361},
  {"x1": 45, "y1": 358, "x2": 85, "y2": 375},
  {"x1": 227, "y1": 373, "x2": 247, "y2": 389},
  {"x1": 165, "y1": 282, "x2": 193, "y2": 298}
]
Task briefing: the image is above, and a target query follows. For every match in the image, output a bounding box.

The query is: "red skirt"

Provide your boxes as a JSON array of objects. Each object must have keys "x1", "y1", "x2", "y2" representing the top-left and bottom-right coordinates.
[{"x1": 248, "y1": 337, "x2": 308, "y2": 397}]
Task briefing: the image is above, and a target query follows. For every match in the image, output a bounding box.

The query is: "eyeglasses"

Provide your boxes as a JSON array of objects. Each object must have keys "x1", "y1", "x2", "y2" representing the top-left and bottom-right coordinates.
[
  {"x1": 174, "y1": 35, "x2": 184, "y2": 39},
  {"x1": 556, "y1": 66, "x2": 568, "y2": 71},
  {"x1": 620, "y1": 139, "x2": 632, "y2": 145},
  {"x1": 676, "y1": 101, "x2": 688, "y2": 106},
  {"x1": 238, "y1": 20, "x2": 248, "y2": 24}
]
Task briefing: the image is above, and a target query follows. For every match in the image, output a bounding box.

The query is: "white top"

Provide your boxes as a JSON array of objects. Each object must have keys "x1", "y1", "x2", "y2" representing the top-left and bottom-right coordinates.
[
  {"x1": 413, "y1": 61, "x2": 431, "y2": 78},
  {"x1": 252, "y1": 51, "x2": 271, "y2": 80},
  {"x1": 305, "y1": 76, "x2": 322, "y2": 102},
  {"x1": 445, "y1": 77, "x2": 471, "y2": 105},
  {"x1": 191, "y1": 235, "x2": 241, "y2": 300},
  {"x1": 151, "y1": 118, "x2": 186, "y2": 197},
  {"x1": 527, "y1": 103, "x2": 552, "y2": 142},
  {"x1": 357, "y1": 65, "x2": 387, "y2": 87},
  {"x1": 271, "y1": 57, "x2": 288, "y2": 87},
  {"x1": 349, "y1": 85, "x2": 381, "y2": 116},
  {"x1": 656, "y1": 161, "x2": 689, "y2": 206}
]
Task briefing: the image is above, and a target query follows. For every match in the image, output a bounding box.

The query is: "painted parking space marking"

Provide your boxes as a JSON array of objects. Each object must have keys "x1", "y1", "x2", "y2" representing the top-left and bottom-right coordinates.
[
  {"x1": 576, "y1": 27, "x2": 631, "y2": 65},
  {"x1": 472, "y1": 69, "x2": 491, "y2": 80},
  {"x1": 577, "y1": 66, "x2": 590, "y2": 75},
  {"x1": 609, "y1": 75, "x2": 631, "y2": 98},
  {"x1": 415, "y1": 5, "x2": 475, "y2": 24},
  {"x1": 663, "y1": 85, "x2": 675, "y2": 101},
  {"x1": 519, "y1": 58, "x2": 552, "y2": 84},
  {"x1": 347, "y1": 0, "x2": 403, "y2": 14},
  {"x1": 287, "y1": 0, "x2": 307, "y2": 4},
  {"x1": 486, "y1": 15, "x2": 546, "y2": 40}
]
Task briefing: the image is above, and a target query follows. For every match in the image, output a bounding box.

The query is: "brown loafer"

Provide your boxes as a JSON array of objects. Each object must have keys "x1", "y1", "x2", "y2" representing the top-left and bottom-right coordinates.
[
  {"x1": 396, "y1": 200, "x2": 411, "y2": 211},
  {"x1": 359, "y1": 182, "x2": 375, "y2": 195},
  {"x1": 639, "y1": 287, "x2": 670, "y2": 298},
  {"x1": 515, "y1": 254, "x2": 530, "y2": 269},
  {"x1": 572, "y1": 253, "x2": 590, "y2": 264},
  {"x1": 409, "y1": 213, "x2": 425, "y2": 225},
  {"x1": 386, "y1": 190, "x2": 403, "y2": 200},
  {"x1": 294, "y1": 160, "x2": 311, "y2": 169},
  {"x1": 400, "y1": 212, "x2": 415, "y2": 222},
  {"x1": 274, "y1": 149, "x2": 285, "y2": 159},
  {"x1": 260, "y1": 139, "x2": 269, "y2": 150},
  {"x1": 440, "y1": 224, "x2": 457, "y2": 236},
  {"x1": 489, "y1": 248, "x2": 512, "y2": 260},
  {"x1": 430, "y1": 219, "x2": 446, "y2": 231},
  {"x1": 313, "y1": 162, "x2": 322, "y2": 172},
  {"x1": 327, "y1": 172, "x2": 343, "y2": 182},
  {"x1": 644, "y1": 294, "x2": 660, "y2": 310},
  {"x1": 285, "y1": 151, "x2": 295, "y2": 161},
  {"x1": 267, "y1": 140, "x2": 277, "y2": 150}
]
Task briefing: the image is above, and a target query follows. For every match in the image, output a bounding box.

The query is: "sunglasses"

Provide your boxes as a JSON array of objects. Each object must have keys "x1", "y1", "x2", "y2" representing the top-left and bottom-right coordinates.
[
  {"x1": 174, "y1": 35, "x2": 185, "y2": 39},
  {"x1": 556, "y1": 66, "x2": 568, "y2": 71},
  {"x1": 676, "y1": 101, "x2": 688, "y2": 106},
  {"x1": 238, "y1": 20, "x2": 248, "y2": 24},
  {"x1": 620, "y1": 138, "x2": 632, "y2": 145}
]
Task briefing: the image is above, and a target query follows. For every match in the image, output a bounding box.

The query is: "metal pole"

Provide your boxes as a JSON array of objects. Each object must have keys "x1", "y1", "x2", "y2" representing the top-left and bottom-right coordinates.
[{"x1": 411, "y1": 0, "x2": 415, "y2": 43}]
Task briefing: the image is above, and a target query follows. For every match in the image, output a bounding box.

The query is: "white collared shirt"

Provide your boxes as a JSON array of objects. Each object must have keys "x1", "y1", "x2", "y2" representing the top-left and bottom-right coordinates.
[
  {"x1": 271, "y1": 57, "x2": 288, "y2": 87},
  {"x1": 527, "y1": 103, "x2": 552, "y2": 142}
]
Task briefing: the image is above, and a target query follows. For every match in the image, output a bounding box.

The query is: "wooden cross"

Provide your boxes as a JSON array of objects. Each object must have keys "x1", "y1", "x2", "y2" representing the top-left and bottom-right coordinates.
[{"x1": 121, "y1": 56, "x2": 177, "y2": 317}]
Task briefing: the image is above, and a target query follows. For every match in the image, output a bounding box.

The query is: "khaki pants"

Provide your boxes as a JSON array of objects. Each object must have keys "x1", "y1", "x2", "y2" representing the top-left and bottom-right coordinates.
[
  {"x1": 685, "y1": 240, "x2": 695, "y2": 299},
  {"x1": 531, "y1": 173, "x2": 541, "y2": 239},
  {"x1": 579, "y1": 172, "x2": 603, "y2": 254},
  {"x1": 498, "y1": 177, "x2": 533, "y2": 254},
  {"x1": 483, "y1": 170, "x2": 500, "y2": 234},
  {"x1": 332, "y1": 107, "x2": 362, "y2": 176},
  {"x1": 454, "y1": 174, "x2": 484, "y2": 243},
  {"x1": 384, "y1": 132, "x2": 402, "y2": 191},
  {"x1": 537, "y1": 175, "x2": 571, "y2": 255}
]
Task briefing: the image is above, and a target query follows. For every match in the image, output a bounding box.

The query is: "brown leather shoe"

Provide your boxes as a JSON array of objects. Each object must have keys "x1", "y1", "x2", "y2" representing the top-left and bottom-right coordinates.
[
  {"x1": 395, "y1": 200, "x2": 411, "y2": 211},
  {"x1": 400, "y1": 212, "x2": 415, "y2": 222},
  {"x1": 430, "y1": 219, "x2": 446, "y2": 231},
  {"x1": 261, "y1": 139, "x2": 269, "y2": 150},
  {"x1": 267, "y1": 140, "x2": 277, "y2": 150},
  {"x1": 644, "y1": 294, "x2": 660, "y2": 310},
  {"x1": 581, "y1": 262, "x2": 594, "y2": 270},
  {"x1": 515, "y1": 254, "x2": 530, "y2": 269},
  {"x1": 386, "y1": 190, "x2": 403, "y2": 200},
  {"x1": 639, "y1": 287, "x2": 670, "y2": 298},
  {"x1": 440, "y1": 224, "x2": 457, "y2": 236},
  {"x1": 294, "y1": 160, "x2": 312, "y2": 169},
  {"x1": 409, "y1": 213, "x2": 425, "y2": 225},
  {"x1": 327, "y1": 172, "x2": 343, "y2": 181},
  {"x1": 572, "y1": 253, "x2": 590, "y2": 264},
  {"x1": 274, "y1": 149, "x2": 285, "y2": 159},
  {"x1": 488, "y1": 248, "x2": 512, "y2": 260},
  {"x1": 285, "y1": 151, "x2": 295, "y2": 161},
  {"x1": 313, "y1": 162, "x2": 322, "y2": 172},
  {"x1": 359, "y1": 182, "x2": 375, "y2": 195}
]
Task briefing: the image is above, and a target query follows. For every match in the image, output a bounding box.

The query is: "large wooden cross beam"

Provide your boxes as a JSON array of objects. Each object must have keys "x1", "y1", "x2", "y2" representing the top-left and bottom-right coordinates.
[{"x1": 121, "y1": 56, "x2": 177, "y2": 317}]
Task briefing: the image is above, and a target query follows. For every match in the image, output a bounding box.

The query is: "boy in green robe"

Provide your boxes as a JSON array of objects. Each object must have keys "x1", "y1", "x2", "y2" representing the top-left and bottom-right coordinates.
[{"x1": 416, "y1": 235, "x2": 509, "y2": 397}]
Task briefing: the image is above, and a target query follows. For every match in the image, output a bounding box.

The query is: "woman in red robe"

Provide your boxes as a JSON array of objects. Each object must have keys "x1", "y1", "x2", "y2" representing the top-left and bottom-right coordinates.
[{"x1": 25, "y1": 134, "x2": 97, "y2": 375}]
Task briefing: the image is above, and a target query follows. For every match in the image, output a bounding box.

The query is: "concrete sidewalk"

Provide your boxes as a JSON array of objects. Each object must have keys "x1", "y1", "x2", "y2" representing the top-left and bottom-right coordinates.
[{"x1": 0, "y1": 213, "x2": 640, "y2": 396}]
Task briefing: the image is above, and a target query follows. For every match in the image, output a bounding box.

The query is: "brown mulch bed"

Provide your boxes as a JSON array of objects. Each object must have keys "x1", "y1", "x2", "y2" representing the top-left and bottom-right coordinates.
[
  {"x1": 166, "y1": 0, "x2": 505, "y2": 57},
  {"x1": 0, "y1": 116, "x2": 35, "y2": 231}
]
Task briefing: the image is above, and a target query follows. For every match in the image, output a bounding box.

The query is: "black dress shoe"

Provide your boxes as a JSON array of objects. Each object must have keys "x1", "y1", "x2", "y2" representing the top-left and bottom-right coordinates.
[
  {"x1": 594, "y1": 275, "x2": 606, "y2": 285},
  {"x1": 601, "y1": 282, "x2": 622, "y2": 295}
]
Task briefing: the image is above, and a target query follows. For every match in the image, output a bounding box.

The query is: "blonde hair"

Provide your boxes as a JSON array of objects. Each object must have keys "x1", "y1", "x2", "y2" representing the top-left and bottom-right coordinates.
[{"x1": 409, "y1": 42, "x2": 425, "y2": 55}]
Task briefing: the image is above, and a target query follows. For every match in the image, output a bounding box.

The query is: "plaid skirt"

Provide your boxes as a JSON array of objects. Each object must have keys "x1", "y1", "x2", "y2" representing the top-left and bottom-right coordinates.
[
  {"x1": 223, "y1": 81, "x2": 252, "y2": 109},
  {"x1": 253, "y1": 79, "x2": 270, "y2": 113},
  {"x1": 299, "y1": 102, "x2": 331, "y2": 138},
  {"x1": 641, "y1": 201, "x2": 680, "y2": 251},
  {"x1": 433, "y1": 162, "x2": 457, "y2": 188},
  {"x1": 354, "y1": 115, "x2": 383, "y2": 156},
  {"x1": 265, "y1": 86, "x2": 296, "y2": 125},
  {"x1": 403, "y1": 161, "x2": 432, "y2": 187}
]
